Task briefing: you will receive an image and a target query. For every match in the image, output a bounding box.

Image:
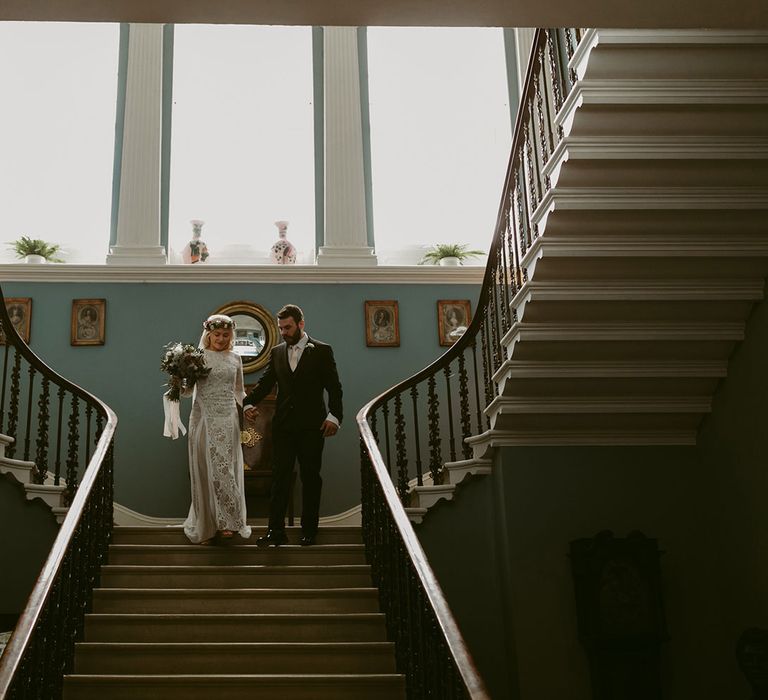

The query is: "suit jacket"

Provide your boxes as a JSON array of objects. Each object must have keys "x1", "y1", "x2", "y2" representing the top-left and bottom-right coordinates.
[{"x1": 244, "y1": 336, "x2": 343, "y2": 431}]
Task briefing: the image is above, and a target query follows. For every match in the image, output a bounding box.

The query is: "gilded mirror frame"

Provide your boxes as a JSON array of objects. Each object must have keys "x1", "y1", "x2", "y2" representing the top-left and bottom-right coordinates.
[{"x1": 213, "y1": 301, "x2": 277, "y2": 373}]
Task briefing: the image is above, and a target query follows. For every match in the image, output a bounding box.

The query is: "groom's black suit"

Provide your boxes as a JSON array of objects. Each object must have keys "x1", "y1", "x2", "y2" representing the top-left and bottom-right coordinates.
[{"x1": 244, "y1": 337, "x2": 343, "y2": 537}]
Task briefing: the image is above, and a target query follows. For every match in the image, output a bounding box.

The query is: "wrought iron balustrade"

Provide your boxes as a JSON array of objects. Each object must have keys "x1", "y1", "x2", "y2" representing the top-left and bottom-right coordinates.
[
  {"x1": 0, "y1": 284, "x2": 117, "y2": 699},
  {"x1": 357, "y1": 28, "x2": 583, "y2": 699}
]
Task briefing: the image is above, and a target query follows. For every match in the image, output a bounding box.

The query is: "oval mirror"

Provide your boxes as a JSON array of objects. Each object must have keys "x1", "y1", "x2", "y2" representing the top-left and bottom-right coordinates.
[{"x1": 212, "y1": 301, "x2": 277, "y2": 374}]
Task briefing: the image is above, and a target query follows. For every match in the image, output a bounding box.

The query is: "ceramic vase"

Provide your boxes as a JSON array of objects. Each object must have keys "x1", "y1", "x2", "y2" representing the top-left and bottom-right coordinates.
[
  {"x1": 184, "y1": 220, "x2": 209, "y2": 264},
  {"x1": 270, "y1": 221, "x2": 297, "y2": 264}
]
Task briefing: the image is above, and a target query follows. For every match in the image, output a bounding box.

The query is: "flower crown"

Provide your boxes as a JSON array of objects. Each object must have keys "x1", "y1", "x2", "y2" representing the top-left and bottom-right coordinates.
[{"x1": 203, "y1": 317, "x2": 235, "y2": 332}]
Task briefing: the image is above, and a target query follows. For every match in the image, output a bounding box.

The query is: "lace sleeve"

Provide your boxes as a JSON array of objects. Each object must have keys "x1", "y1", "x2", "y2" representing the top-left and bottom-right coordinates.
[{"x1": 234, "y1": 354, "x2": 246, "y2": 406}]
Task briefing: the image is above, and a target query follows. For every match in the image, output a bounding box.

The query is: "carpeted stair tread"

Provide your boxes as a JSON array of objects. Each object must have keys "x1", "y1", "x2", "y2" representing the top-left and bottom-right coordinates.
[
  {"x1": 91, "y1": 587, "x2": 381, "y2": 613},
  {"x1": 73, "y1": 641, "x2": 397, "y2": 674},
  {"x1": 62, "y1": 673, "x2": 406, "y2": 700},
  {"x1": 84, "y1": 612, "x2": 388, "y2": 643},
  {"x1": 99, "y1": 563, "x2": 373, "y2": 588}
]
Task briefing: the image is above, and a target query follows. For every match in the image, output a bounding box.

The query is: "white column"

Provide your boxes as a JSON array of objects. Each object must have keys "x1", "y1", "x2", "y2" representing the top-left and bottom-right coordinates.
[
  {"x1": 317, "y1": 27, "x2": 377, "y2": 267},
  {"x1": 107, "y1": 24, "x2": 166, "y2": 265}
]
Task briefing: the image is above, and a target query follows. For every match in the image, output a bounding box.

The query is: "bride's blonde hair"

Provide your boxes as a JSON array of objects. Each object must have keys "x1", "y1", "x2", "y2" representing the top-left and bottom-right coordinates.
[{"x1": 199, "y1": 314, "x2": 236, "y2": 350}]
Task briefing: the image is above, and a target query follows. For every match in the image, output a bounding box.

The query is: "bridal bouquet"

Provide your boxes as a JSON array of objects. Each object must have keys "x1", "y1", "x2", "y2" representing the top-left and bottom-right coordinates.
[
  {"x1": 161, "y1": 342, "x2": 211, "y2": 401},
  {"x1": 161, "y1": 342, "x2": 210, "y2": 439}
]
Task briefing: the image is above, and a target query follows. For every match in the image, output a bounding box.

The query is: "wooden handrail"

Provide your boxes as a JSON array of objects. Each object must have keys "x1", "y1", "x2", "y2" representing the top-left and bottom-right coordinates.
[
  {"x1": 0, "y1": 282, "x2": 117, "y2": 698},
  {"x1": 356, "y1": 29, "x2": 582, "y2": 697}
]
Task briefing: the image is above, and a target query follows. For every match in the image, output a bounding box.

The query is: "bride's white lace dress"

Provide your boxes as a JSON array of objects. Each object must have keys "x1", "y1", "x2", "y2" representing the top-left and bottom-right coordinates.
[{"x1": 183, "y1": 349, "x2": 252, "y2": 543}]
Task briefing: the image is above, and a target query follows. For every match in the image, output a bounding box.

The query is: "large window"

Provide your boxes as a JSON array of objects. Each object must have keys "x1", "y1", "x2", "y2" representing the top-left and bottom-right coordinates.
[
  {"x1": 0, "y1": 22, "x2": 119, "y2": 264},
  {"x1": 367, "y1": 28, "x2": 512, "y2": 264},
  {"x1": 169, "y1": 25, "x2": 315, "y2": 264}
]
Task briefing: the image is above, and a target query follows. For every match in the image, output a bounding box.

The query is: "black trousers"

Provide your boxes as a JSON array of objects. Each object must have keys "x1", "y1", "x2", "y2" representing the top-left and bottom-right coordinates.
[{"x1": 269, "y1": 426, "x2": 325, "y2": 535}]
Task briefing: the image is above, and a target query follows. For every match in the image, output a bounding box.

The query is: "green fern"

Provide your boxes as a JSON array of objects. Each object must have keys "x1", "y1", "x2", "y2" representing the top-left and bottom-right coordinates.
[
  {"x1": 9, "y1": 236, "x2": 63, "y2": 262},
  {"x1": 419, "y1": 243, "x2": 485, "y2": 265}
]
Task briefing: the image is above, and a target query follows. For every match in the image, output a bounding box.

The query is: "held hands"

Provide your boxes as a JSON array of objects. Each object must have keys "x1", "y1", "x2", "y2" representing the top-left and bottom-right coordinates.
[
  {"x1": 320, "y1": 420, "x2": 339, "y2": 438},
  {"x1": 244, "y1": 405, "x2": 260, "y2": 420}
]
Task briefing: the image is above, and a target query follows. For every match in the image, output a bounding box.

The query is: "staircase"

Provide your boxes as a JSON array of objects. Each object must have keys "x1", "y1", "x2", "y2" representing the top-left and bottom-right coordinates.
[
  {"x1": 0, "y1": 432, "x2": 68, "y2": 523},
  {"x1": 63, "y1": 526, "x2": 405, "y2": 700},
  {"x1": 402, "y1": 29, "x2": 768, "y2": 521}
]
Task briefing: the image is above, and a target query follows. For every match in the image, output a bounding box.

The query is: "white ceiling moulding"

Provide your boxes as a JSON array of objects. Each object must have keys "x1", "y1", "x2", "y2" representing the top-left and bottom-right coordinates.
[
  {"x1": 0, "y1": 0, "x2": 766, "y2": 29},
  {"x1": 0, "y1": 264, "x2": 485, "y2": 284}
]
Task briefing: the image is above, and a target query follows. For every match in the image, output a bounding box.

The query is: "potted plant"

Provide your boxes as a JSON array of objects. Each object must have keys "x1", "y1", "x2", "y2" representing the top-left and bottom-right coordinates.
[
  {"x1": 9, "y1": 236, "x2": 64, "y2": 264},
  {"x1": 420, "y1": 243, "x2": 485, "y2": 266}
]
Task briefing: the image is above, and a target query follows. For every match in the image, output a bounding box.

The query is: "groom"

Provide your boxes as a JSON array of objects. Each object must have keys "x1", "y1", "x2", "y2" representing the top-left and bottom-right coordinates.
[{"x1": 244, "y1": 304, "x2": 343, "y2": 546}]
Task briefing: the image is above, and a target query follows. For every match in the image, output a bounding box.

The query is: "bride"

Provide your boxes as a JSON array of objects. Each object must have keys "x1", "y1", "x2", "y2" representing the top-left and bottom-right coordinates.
[{"x1": 183, "y1": 314, "x2": 252, "y2": 544}]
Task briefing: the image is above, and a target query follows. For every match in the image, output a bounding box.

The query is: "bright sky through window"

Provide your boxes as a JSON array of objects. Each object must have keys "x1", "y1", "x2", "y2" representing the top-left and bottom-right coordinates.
[
  {"x1": 0, "y1": 22, "x2": 118, "y2": 264},
  {"x1": 367, "y1": 27, "x2": 511, "y2": 263},
  {"x1": 168, "y1": 25, "x2": 315, "y2": 263}
]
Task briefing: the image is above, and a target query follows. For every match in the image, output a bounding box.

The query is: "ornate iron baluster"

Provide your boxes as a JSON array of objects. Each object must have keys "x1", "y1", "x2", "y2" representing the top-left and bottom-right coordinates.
[
  {"x1": 24, "y1": 363, "x2": 36, "y2": 463},
  {"x1": 427, "y1": 374, "x2": 442, "y2": 484},
  {"x1": 393, "y1": 393, "x2": 408, "y2": 505},
  {"x1": 499, "y1": 213, "x2": 513, "y2": 333},
  {"x1": 480, "y1": 320, "x2": 492, "y2": 427},
  {"x1": 457, "y1": 351, "x2": 472, "y2": 460},
  {"x1": 0, "y1": 343, "x2": 9, "y2": 432},
  {"x1": 564, "y1": 27, "x2": 578, "y2": 87},
  {"x1": 524, "y1": 120, "x2": 539, "y2": 214},
  {"x1": 34, "y1": 376, "x2": 50, "y2": 483},
  {"x1": 6, "y1": 349, "x2": 21, "y2": 458},
  {"x1": 65, "y1": 394, "x2": 80, "y2": 504},
  {"x1": 410, "y1": 385, "x2": 424, "y2": 487},
  {"x1": 382, "y1": 401, "x2": 392, "y2": 476},
  {"x1": 547, "y1": 28, "x2": 566, "y2": 141},
  {"x1": 54, "y1": 385, "x2": 65, "y2": 485},
  {"x1": 85, "y1": 403, "x2": 93, "y2": 465},
  {"x1": 444, "y1": 365, "x2": 457, "y2": 464},
  {"x1": 534, "y1": 54, "x2": 552, "y2": 188},
  {"x1": 471, "y1": 339, "x2": 484, "y2": 435}
]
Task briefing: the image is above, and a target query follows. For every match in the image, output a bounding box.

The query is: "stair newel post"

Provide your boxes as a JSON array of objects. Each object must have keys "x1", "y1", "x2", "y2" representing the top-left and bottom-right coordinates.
[
  {"x1": 65, "y1": 394, "x2": 80, "y2": 505},
  {"x1": 393, "y1": 392, "x2": 409, "y2": 505},
  {"x1": 34, "y1": 376, "x2": 50, "y2": 483},
  {"x1": 427, "y1": 374, "x2": 442, "y2": 484},
  {"x1": 0, "y1": 343, "x2": 9, "y2": 433},
  {"x1": 23, "y1": 363, "x2": 36, "y2": 464},
  {"x1": 458, "y1": 351, "x2": 473, "y2": 459},
  {"x1": 6, "y1": 349, "x2": 21, "y2": 458},
  {"x1": 54, "y1": 384, "x2": 65, "y2": 486},
  {"x1": 444, "y1": 365, "x2": 457, "y2": 464},
  {"x1": 410, "y1": 385, "x2": 424, "y2": 487},
  {"x1": 382, "y1": 400, "x2": 392, "y2": 477}
]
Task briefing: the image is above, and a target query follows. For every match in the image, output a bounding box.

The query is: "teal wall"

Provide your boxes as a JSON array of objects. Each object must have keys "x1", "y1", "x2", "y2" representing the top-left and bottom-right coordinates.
[
  {"x1": 1, "y1": 280, "x2": 479, "y2": 518},
  {"x1": 418, "y1": 288, "x2": 768, "y2": 699}
]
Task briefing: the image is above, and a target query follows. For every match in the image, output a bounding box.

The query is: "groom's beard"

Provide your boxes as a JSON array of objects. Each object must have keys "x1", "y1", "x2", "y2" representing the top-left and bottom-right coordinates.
[{"x1": 285, "y1": 329, "x2": 301, "y2": 346}]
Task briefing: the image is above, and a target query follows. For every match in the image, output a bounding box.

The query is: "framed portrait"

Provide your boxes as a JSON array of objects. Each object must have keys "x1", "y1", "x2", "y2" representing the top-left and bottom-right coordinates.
[
  {"x1": 437, "y1": 300, "x2": 472, "y2": 347},
  {"x1": 365, "y1": 300, "x2": 400, "y2": 347},
  {"x1": 0, "y1": 298, "x2": 32, "y2": 344},
  {"x1": 71, "y1": 299, "x2": 106, "y2": 346}
]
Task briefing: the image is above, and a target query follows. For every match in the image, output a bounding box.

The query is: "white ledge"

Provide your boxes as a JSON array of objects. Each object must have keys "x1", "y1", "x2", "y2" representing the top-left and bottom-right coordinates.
[{"x1": 0, "y1": 264, "x2": 486, "y2": 285}]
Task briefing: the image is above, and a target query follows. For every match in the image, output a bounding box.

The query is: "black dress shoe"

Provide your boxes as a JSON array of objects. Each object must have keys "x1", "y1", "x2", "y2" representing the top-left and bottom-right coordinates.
[
  {"x1": 299, "y1": 534, "x2": 316, "y2": 546},
  {"x1": 256, "y1": 529, "x2": 288, "y2": 546}
]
